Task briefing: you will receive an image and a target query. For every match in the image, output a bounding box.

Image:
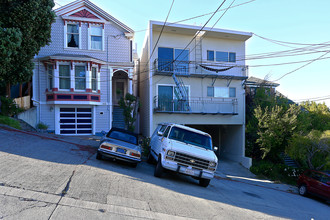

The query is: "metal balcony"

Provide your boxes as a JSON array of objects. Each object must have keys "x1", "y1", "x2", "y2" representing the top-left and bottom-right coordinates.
[
  {"x1": 154, "y1": 59, "x2": 248, "y2": 78},
  {"x1": 153, "y1": 96, "x2": 238, "y2": 115}
]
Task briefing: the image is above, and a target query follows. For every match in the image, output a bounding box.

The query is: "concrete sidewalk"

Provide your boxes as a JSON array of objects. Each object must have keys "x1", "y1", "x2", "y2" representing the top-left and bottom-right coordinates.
[{"x1": 216, "y1": 159, "x2": 298, "y2": 194}]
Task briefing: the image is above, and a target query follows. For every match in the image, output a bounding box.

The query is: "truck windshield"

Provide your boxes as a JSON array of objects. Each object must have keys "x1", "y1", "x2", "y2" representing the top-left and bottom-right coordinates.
[{"x1": 168, "y1": 127, "x2": 212, "y2": 150}]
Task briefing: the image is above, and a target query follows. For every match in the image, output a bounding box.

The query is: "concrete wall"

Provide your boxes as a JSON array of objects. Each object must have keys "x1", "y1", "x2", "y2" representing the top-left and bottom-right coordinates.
[{"x1": 18, "y1": 107, "x2": 37, "y2": 128}]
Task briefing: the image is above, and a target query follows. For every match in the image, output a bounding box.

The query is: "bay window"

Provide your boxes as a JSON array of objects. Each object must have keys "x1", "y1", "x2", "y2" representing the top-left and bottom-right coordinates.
[
  {"x1": 48, "y1": 64, "x2": 54, "y2": 90},
  {"x1": 91, "y1": 67, "x2": 97, "y2": 91},
  {"x1": 59, "y1": 65, "x2": 70, "y2": 90},
  {"x1": 75, "y1": 66, "x2": 86, "y2": 90}
]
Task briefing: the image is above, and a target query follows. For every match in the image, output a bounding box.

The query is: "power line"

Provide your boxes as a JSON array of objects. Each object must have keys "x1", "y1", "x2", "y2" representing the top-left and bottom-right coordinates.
[{"x1": 273, "y1": 51, "x2": 330, "y2": 81}]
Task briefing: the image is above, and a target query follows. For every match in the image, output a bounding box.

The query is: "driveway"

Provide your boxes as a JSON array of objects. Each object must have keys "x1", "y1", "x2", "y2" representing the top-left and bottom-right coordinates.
[{"x1": 0, "y1": 126, "x2": 328, "y2": 219}]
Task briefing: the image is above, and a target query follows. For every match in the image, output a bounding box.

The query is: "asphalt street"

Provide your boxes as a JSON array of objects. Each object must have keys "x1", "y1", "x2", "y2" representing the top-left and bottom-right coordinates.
[{"x1": 0, "y1": 126, "x2": 329, "y2": 219}]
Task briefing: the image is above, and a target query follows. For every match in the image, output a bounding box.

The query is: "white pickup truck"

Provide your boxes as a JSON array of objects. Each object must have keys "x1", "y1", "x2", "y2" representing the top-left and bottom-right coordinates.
[{"x1": 148, "y1": 123, "x2": 218, "y2": 187}]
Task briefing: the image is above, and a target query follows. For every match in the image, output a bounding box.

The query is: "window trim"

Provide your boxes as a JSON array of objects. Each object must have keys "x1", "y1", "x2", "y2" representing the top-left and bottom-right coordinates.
[{"x1": 65, "y1": 23, "x2": 81, "y2": 49}]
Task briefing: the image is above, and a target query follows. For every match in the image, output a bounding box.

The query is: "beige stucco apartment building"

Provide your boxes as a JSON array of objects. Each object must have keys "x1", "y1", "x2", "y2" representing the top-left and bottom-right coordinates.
[{"x1": 138, "y1": 21, "x2": 252, "y2": 168}]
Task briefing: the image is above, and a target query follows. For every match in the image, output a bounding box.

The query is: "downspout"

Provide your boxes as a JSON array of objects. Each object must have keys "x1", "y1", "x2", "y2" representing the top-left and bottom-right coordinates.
[{"x1": 38, "y1": 58, "x2": 41, "y2": 125}]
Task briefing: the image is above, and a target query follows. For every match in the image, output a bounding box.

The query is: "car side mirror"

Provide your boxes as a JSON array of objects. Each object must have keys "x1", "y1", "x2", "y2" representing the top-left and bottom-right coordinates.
[
  {"x1": 213, "y1": 146, "x2": 218, "y2": 152},
  {"x1": 157, "y1": 131, "x2": 164, "y2": 136}
]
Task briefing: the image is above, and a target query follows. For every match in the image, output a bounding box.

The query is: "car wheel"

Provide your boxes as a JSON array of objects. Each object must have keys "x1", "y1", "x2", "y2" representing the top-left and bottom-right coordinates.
[
  {"x1": 96, "y1": 151, "x2": 102, "y2": 160},
  {"x1": 154, "y1": 156, "x2": 163, "y2": 178},
  {"x1": 199, "y1": 178, "x2": 210, "y2": 187},
  {"x1": 298, "y1": 185, "x2": 307, "y2": 196},
  {"x1": 147, "y1": 151, "x2": 154, "y2": 164}
]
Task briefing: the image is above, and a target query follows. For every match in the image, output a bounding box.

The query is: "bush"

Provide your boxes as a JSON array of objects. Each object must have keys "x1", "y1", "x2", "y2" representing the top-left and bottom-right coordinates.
[
  {"x1": 36, "y1": 122, "x2": 48, "y2": 130},
  {"x1": 0, "y1": 115, "x2": 21, "y2": 129},
  {"x1": 140, "y1": 136, "x2": 151, "y2": 157},
  {"x1": 250, "y1": 160, "x2": 304, "y2": 185},
  {"x1": 0, "y1": 96, "x2": 23, "y2": 116}
]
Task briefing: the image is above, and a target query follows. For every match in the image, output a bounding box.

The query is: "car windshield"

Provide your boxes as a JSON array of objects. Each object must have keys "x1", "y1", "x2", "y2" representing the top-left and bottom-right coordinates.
[
  {"x1": 168, "y1": 127, "x2": 212, "y2": 150},
  {"x1": 108, "y1": 130, "x2": 137, "y2": 145}
]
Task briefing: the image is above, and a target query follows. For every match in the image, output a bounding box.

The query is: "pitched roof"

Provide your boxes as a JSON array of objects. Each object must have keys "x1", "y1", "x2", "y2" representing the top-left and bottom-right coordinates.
[
  {"x1": 246, "y1": 76, "x2": 280, "y2": 87},
  {"x1": 55, "y1": 0, "x2": 134, "y2": 33}
]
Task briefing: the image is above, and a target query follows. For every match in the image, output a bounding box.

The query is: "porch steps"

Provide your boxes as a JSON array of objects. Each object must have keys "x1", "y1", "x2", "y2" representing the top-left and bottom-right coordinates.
[{"x1": 112, "y1": 106, "x2": 125, "y2": 129}]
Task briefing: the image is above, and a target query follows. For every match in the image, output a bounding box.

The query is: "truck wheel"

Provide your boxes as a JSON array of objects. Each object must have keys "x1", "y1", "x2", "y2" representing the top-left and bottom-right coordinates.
[
  {"x1": 154, "y1": 157, "x2": 163, "y2": 178},
  {"x1": 199, "y1": 178, "x2": 210, "y2": 187},
  {"x1": 96, "y1": 151, "x2": 102, "y2": 160}
]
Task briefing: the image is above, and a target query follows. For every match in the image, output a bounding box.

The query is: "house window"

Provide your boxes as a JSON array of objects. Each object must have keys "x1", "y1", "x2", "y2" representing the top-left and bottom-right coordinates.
[
  {"x1": 158, "y1": 47, "x2": 189, "y2": 73},
  {"x1": 207, "y1": 87, "x2": 236, "y2": 98},
  {"x1": 48, "y1": 64, "x2": 54, "y2": 90},
  {"x1": 90, "y1": 26, "x2": 102, "y2": 50},
  {"x1": 207, "y1": 50, "x2": 214, "y2": 61},
  {"x1": 158, "y1": 85, "x2": 189, "y2": 111},
  {"x1": 59, "y1": 65, "x2": 70, "y2": 89},
  {"x1": 91, "y1": 67, "x2": 97, "y2": 91},
  {"x1": 75, "y1": 66, "x2": 86, "y2": 90},
  {"x1": 207, "y1": 50, "x2": 236, "y2": 63},
  {"x1": 67, "y1": 24, "x2": 79, "y2": 48}
]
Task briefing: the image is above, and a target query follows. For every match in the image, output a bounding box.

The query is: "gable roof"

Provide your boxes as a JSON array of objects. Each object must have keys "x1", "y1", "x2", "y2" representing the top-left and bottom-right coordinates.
[{"x1": 55, "y1": 0, "x2": 134, "y2": 33}]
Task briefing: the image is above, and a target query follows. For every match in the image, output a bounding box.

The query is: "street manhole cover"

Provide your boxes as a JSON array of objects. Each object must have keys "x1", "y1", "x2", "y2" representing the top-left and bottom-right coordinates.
[{"x1": 243, "y1": 191, "x2": 262, "y2": 199}]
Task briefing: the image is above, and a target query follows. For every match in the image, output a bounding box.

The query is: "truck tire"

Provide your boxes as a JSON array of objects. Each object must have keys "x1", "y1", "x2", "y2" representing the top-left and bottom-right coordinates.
[
  {"x1": 199, "y1": 178, "x2": 210, "y2": 187},
  {"x1": 154, "y1": 156, "x2": 163, "y2": 178}
]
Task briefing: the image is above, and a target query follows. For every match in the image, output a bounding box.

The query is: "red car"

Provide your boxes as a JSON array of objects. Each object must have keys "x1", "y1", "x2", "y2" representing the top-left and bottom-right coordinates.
[{"x1": 297, "y1": 170, "x2": 330, "y2": 201}]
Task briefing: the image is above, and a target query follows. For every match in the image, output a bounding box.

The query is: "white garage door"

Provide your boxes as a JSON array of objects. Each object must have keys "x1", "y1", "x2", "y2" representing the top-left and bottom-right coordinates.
[{"x1": 59, "y1": 107, "x2": 92, "y2": 135}]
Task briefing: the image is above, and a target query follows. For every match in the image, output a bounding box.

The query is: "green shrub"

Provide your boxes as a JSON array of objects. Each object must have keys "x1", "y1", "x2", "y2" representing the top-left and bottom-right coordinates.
[
  {"x1": 0, "y1": 96, "x2": 23, "y2": 116},
  {"x1": 0, "y1": 115, "x2": 21, "y2": 129},
  {"x1": 36, "y1": 122, "x2": 48, "y2": 130},
  {"x1": 140, "y1": 136, "x2": 151, "y2": 157}
]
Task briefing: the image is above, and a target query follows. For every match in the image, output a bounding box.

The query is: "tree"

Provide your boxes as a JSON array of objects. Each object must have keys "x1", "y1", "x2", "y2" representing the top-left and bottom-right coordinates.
[
  {"x1": 286, "y1": 130, "x2": 330, "y2": 170},
  {"x1": 254, "y1": 104, "x2": 300, "y2": 162},
  {"x1": 245, "y1": 86, "x2": 290, "y2": 159},
  {"x1": 0, "y1": 0, "x2": 55, "y2": 84},
  {"x1": 119, "y1": 93, "x2": 139, "y2": 132}
]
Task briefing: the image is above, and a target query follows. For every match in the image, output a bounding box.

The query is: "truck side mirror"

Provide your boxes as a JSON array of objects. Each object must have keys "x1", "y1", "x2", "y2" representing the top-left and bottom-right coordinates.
[
  {"x1": 157, "y1": 131, "x2": 164, "y2": 136},
  {"x1": 213, "y1": 146, "x2": 218, "y2": 152}
]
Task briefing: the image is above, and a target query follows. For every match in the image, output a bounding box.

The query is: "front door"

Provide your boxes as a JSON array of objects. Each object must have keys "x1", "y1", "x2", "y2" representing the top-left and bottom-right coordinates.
[{"x1": 113, "y1": 79, "x2": 126, "y2": 105}]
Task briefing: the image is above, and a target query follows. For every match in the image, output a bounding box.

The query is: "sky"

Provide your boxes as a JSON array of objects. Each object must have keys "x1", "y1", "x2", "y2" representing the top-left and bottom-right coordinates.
[{"x1": 55, "y1": 0, "x2": 330, "y2": 107}]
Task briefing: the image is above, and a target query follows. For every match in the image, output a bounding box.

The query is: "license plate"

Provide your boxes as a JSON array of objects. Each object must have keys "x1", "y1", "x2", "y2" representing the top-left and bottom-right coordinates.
[
  {"x1": 185, "y1": 168, "x2": 194, "y2": 175},
  {"x1": 116, "y1": 148, "x2": 126, "y2": 154}
]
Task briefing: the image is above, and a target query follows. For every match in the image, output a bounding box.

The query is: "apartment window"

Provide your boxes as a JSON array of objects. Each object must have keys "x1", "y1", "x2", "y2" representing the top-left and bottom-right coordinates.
[
  {"x1": 67, "y1": 24, "x2": 79, "y2": 48},
  {"x1": 207, "y1": 87, "x2": 236, "y2": 98},
  {"x1": 75, "y1": 66, "x2": 86, "y2": 90},
  {"x1": 59, "y1": 65, "x2": 70, "y2": 89},
  {"x1": 158, "y1": 47, "x2": 189, "y2": 73},
  {"x1": 207, "y1": 50, "x2": 236, "y2": 62},
  {"x1": 158, "y1": 85, "x2": 189, "y2": 111},
  {"x1": 91, "y1": 67, "x2": 97, "y2": 91},
  {"x1": 48, "y1": 64, "x2": 53, "y2": 90},
  {"x1": 207, "y1": 50, "x2": 214, "y2": 61},
  {"x1": 90, "y1": 26, "x2": 102, "y2": 50}
]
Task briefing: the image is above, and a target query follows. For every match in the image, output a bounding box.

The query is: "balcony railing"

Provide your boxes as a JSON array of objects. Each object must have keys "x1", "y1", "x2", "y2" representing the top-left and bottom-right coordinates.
[
  {"x1": 154, "y1": 59, "x2": 248, "y2": 77},
  {"x1": 153, "y1": 96, "x2": 238, "y2": 114}
]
